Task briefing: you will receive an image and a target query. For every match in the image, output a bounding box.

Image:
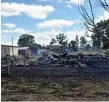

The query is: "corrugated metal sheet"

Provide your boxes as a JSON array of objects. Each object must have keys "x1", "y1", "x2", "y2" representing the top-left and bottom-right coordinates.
[
  {"x1": 31, "y1": 48, "x2": 37, "y2": 55},
  {"x1": 18, "y1": 47, "x2": 29, "y2": 50}
]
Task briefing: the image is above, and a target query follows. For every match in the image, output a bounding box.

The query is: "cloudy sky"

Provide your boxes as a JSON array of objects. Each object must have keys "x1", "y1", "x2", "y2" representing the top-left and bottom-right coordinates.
[{"x1": 1, "y1": 0, "x2": 109, "y2": 46}]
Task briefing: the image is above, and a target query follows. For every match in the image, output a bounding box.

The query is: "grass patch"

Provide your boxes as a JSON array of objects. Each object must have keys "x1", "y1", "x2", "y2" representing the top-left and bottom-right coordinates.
[
  {"x1": 27, "y1": 59, "x2": 36, "y2": 65},
  {"x1": 49, "y1": 82, "x2": 62, "y2": 89},
  {"x1": 89, "y1": 83, "x2": 107, "y2": 92},
  {"x1": 68, "y1": 80, "x2": 82, "y2": 88},
  {"x1": 1, "y1": 77, "x2": 109, "y2": 101},
  {"x1": 3, "y1": 82, "x2": 20, "y2": 90}
]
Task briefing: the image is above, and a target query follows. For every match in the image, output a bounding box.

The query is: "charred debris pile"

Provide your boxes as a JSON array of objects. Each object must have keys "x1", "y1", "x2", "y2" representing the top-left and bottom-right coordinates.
[{"x1": 1, "y1": 53, "x2": 109, "y2": 78}]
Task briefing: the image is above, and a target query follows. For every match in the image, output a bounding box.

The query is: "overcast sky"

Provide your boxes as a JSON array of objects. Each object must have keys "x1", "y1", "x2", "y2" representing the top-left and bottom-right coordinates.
[{"x1": 1, "y1": 0, "x2": 109, "y2": 46}]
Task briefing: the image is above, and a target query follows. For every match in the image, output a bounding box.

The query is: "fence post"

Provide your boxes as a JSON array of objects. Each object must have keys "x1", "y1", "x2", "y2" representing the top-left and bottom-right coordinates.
[
  {"x1": 24, "y1": 55, "x2": 26, "y2": 67},
  {"x1": 7, "y1": 55, "x2": 10, "y2": 75}
]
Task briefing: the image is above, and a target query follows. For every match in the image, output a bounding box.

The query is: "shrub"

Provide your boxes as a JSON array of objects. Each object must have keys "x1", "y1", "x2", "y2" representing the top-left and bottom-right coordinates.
[{"x1": 27, "y1": 59, "x2": 36, "y2": 65}]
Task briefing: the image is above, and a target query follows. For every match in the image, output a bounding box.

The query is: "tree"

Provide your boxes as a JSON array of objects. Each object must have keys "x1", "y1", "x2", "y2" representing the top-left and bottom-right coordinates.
[
  {"x1": 78, "y1": 0, "x2": 103, "y2": 52},
  {"x1": 18, "y1": 34, "x2": 42, "y2": 48},
  {"x1": 68, "y1": 40, "x2": 77, "y2": 52},
  {"x1": 18, "y1": 34, "x2": 35, "y2": 47},
  {"x1": 91, "y1": 34, "x2": 98, "y2": 49},
  {"x1": 98, "y1": 0, "x2": 109, "y2": 12},
  {"x1": 80, "y1": 36, "x2": 87, "y2": 47},
  {"x1": 56, "y1": 33, "x2": 67, "y2": 45},
  {"x1": 29, "y1": 43, "x2": 42, "y2": 49},
  {"x1": 78, "y1": 0, "x2": 95, "y2": 33},
  {"x1": 75, "y1": 35, "x2": 79, "y2": 50},
  {"x1": 50, "y1": 38, "x2": 57, "y2": 45},
  {"x1": 93, "y1": 19, "x2": 109, "y2": 49},
  {"x1": 56, "y1": 33, "x2": 67, "y2": 53}
]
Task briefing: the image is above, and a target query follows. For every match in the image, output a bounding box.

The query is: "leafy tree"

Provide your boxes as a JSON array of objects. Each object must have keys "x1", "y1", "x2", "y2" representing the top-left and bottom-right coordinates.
[
  {"x1": 75, "y1": 35, "x2": 79, "y2": 50},
  {"x1": 93, "y1": 19, "x2": 109, "y2": 49},
  {"x1": 56, "y1": 33, "x2": 67, "y2": 45},
  {"x1": 50, "y1": 38, "x2": 57, "y2": 45},
  {"x1": 68, "y1": 40, "x2": 77, "y2": 52},
  {"x1": 101, "y1": 19, "x2": 109, "y2": 49},
  {"x1": 29, "y1": 43, "x2": 42, "y2": 49},
  {"x1": 42, "y1": 44, "x2": 45, "y2": 48},
  {"x1": 102, "y1": 40, "x2": 109, "y2": 49},
  {"x1": 78, "y1": 0, "x2": 103, "y2": 52},
  {"x1": 80, "y1": 36, "x2": 87, "y2": 47},
  {"x1": 56, "y1": 33, "x2": 67, "y2": 53},
  {"x1": 18, "y1": 34, "x2": 42, "y2": 48},
  {"x1": 18, "y1": 34, "x2": 35, "y2": 47}
]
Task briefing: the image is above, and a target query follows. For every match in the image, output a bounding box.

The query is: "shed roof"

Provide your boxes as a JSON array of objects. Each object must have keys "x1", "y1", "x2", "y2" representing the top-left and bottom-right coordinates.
[{"x1": 1, "y1": 44, "x2": 18, "y2": 47}]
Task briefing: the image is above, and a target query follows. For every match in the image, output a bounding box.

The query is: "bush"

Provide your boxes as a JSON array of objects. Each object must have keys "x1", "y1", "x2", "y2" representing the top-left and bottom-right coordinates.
[
  {"x1": 29, "y1": 56, "x2": 37, "y2": 59},
  {"x1": 27, "y1": 59, "x2": 36, "y2": 65}
]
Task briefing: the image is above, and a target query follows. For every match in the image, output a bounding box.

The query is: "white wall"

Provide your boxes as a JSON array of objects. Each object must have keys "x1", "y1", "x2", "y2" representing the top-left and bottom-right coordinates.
[{"x1": 1, "y1": 46, "x2": 18, "y2": 57}]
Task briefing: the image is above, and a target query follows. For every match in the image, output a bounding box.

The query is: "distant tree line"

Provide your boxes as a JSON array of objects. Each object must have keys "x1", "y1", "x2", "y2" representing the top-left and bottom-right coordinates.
[
  {"x1": 17, "y1": 18, "x2": 109, "y2": 52},
  {"x1": 49, "y1": 33, "x2": 90, "y2": 53},
  {"x1": 17, "y1": 0, "x2": 109, "y2": 52}
]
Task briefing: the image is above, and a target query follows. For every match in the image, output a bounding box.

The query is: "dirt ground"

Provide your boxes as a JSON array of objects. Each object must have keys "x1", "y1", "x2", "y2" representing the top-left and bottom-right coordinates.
[{"x1": 1, "y1": 77, "x2": 109, "y2": 101}]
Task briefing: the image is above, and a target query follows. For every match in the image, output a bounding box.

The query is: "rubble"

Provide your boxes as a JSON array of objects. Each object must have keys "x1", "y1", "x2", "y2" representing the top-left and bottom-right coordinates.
[{"x1": 1, "y1": 53, "x2": 109, "y2": 78}]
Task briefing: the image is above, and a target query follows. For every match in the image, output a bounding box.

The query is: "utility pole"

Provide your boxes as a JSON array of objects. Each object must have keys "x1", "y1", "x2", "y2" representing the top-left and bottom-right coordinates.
[{"x1": 12, "y1": 37, "x2": 13, "y2": 55}]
